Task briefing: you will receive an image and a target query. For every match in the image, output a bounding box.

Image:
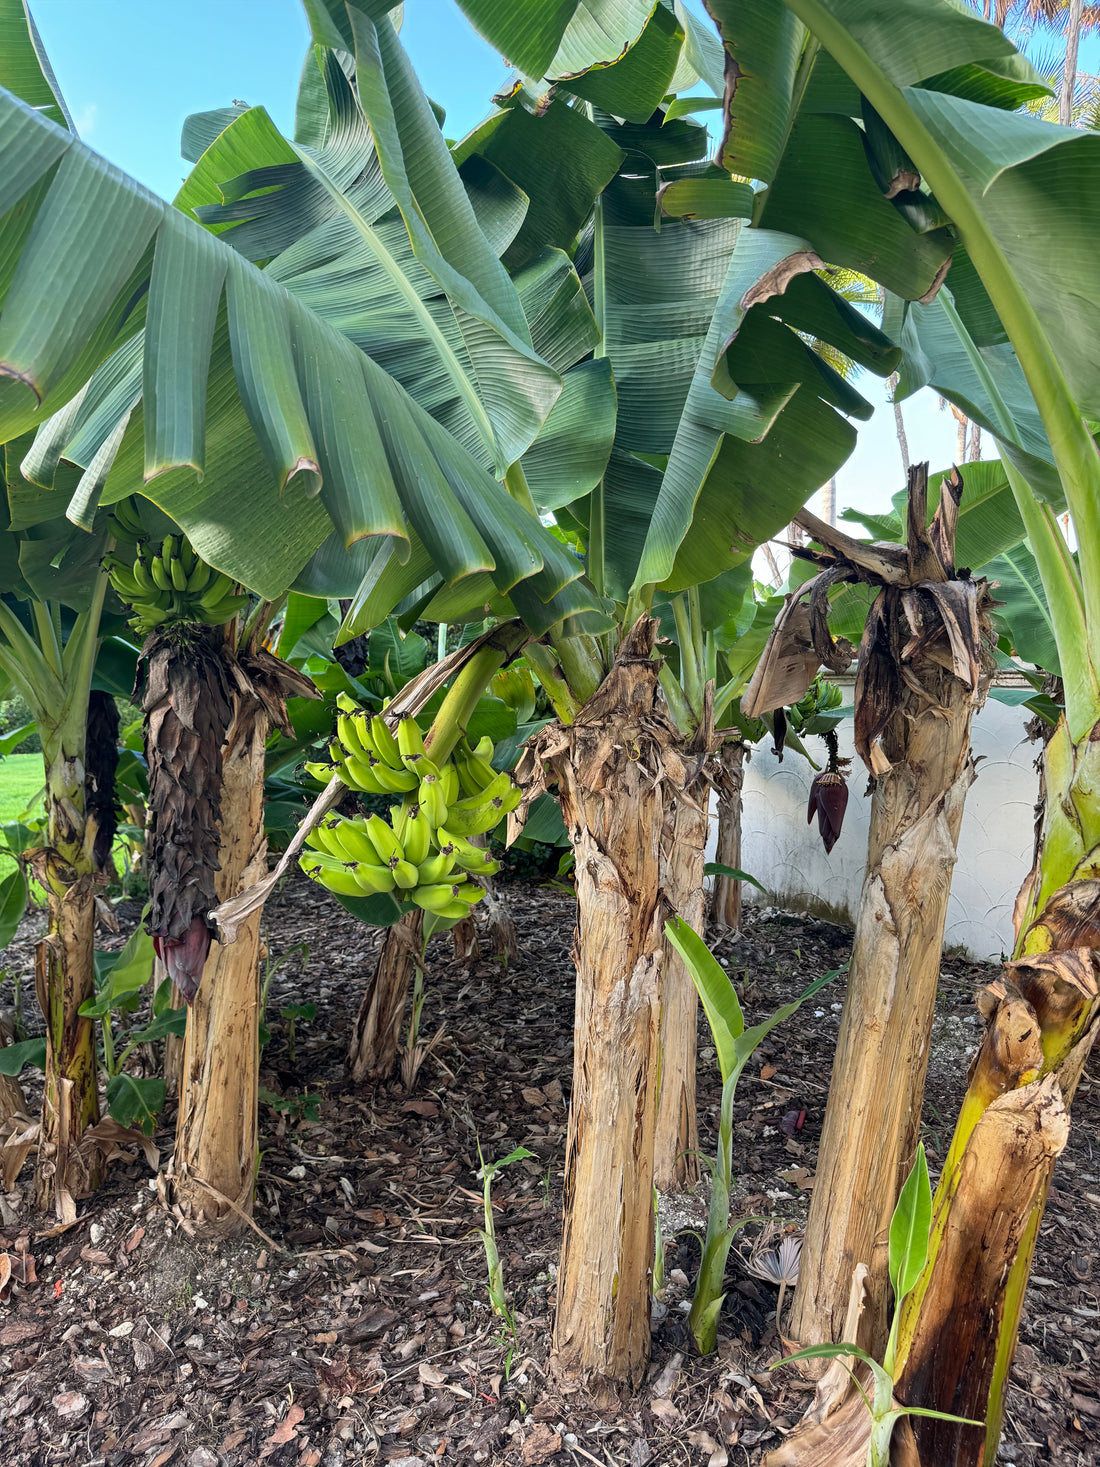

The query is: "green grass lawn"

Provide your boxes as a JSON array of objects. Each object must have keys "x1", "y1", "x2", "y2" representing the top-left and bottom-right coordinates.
[{"x1": 0, "y1": 753, "x2": 45, "y2": 825}]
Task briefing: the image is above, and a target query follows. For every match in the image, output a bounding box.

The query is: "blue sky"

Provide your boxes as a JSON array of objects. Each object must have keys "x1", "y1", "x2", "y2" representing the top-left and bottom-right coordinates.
[{"x1": 29, "y1": 0, "x2": 1048, "y2": 521}]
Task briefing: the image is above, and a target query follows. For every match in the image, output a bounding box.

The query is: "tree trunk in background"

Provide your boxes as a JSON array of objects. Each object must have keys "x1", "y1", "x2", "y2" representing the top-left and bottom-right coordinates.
[
  {"x1": 893, "y1": 718, "x2": 1100, "y2": 1466},
  {"x1": 347, "y1": 911, "x2": 423, "y2": 1084},
  {"x1": 161, "y1": 964, "x2": 184, "y2": 1095},
  {"x1": 820, "y1": 477, "x2": 837, "y2": 528},
  {"x1": 1061, "y1": 0, "x2": 1085, "y2": 127},
  {"x1": 710, "y1": 741, "x2": 746, "y2": 931},
  {"x1": 653, "y1": 777, "x2": 709, "y2": 1190},
  {"x1": 34, "y1": 717, "x2": 103, "y2": 1216},
  {"x1": 451, "y1": 912, "x2": 479, "y2": 965},
  {"x1": 172, "y1": 705, "x2": 268, "y2": 1232},
  {"x1": 889, "y1": 373, "x2": 911, "y2": 476},
  {"x1": 788, "y1": 671, "x2": 983, "y2": 1358},
  {"x1": 528, "y1": 619, "x2": 671, "y2": 1393},
  {"x1": 481, "y1": 882, "x2": 518, "y2": 966},
  {"x1": 968, "y1": 422, "x2": 982, "y2": 461}
]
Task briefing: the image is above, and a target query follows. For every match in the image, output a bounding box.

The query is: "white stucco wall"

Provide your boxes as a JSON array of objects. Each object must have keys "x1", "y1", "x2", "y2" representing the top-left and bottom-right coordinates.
[{"x1": 711, "y1": 680, "x2": 1040, "y2": 962}]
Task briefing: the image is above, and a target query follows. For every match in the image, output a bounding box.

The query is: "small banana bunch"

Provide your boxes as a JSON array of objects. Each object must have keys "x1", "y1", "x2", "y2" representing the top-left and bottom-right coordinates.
[
  {"x1": 104, "y1": 499, "x2": 249, "y2": 635},
  {"x1": 300, "y1": 695, "x2": 521, "y2": 920}
]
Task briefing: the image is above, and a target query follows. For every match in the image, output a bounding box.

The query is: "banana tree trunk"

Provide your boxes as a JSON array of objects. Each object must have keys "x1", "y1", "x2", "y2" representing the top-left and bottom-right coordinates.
[
  {"x1": 710, "y1": 740, "x2": 746, "y2": 931},
  {"x1": 172, "y1": 703, "x2": 268, "y2": 1231},
  {"x1": 520, "y1": 619, "x2": 671, "y2": 1392},
  {"x1": 788, "y1": 671, "x2": 979, "y2": 1356},
  {"x1": 755, "y1": 467, "x2": 996, "y2": 1359},
  {"x1": 894, "y1": 717, "x2": 1100, "y2": 1466},
  {"x1": 34, "y1": 716, "x2": 103, "y2": 1215},
  {"x1": 451, "y1": 912, "x2": 480, "y2": 965},
  {"x1": 653, "y1": 777, "x2": 709, "y2": 1191},
  {"x1": 481, "y1": 880, "x2": 518, "y2": 965},
  {"x1": 347, "y1": 910, "x2": 423, "y2": 1084}
]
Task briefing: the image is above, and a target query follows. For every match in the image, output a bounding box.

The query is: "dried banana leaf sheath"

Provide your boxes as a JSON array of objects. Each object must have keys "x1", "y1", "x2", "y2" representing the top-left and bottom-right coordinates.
[{"x1": 136, "y1": 628, "x2": 236, "y2": 1003}]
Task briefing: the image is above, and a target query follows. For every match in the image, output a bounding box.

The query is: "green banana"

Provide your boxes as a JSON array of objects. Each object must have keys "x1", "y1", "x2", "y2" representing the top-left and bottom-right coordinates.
[
  {"x1": 197, "y1": 570, "x2": 235, "y2": 608},
  {"x1": 300, "y1": 858, "x2": 367, "y2": 900},
  {"x1": 391, "y1": 858, "x2": 420, "y2": 891},
  {"x1": 132, "y1": 556, "x2": 157, "y2": 595},
  {"x1": 329, "y1": 817, "x2": 384, "y2": 867},
  {"x1": 179, "y1": 538, "x2": 197, "y2": 576},
  {"x1": 340, "y1": 751, "x2": 387, "y2": 795},
  {"x1": 401, "y1": 805, "x2": 432, "y2": 866},
  {"x1": 337, "y1": 712, "x2": 371, "y2": 764},
  {"x1": 303, "y1": 759, "x2": 337, "y2": 784},
  {"x1": 367, "y1": 758, "x2": 418, "y2": 794},
  {"x1": 458, "y1": 748, "x2": 500, "y2": 794},
  {"x1": 417, "y1": 850, "x2": 457, "y2": 885},
  {"x1": 451, "y1": 771, "x2": 514, "y2": 810},
  {"x1": 352, "y1": 861, "x2": 399, "y2": 895},
  {"x1": 198, "y1": 594, "x2": 250, "y2": 625},
  {"x1": 396, "y1": 717, "x2": 426, "y2": 764},
  {"x1": 183, "y1": 557, "x2": 211, "y2": 594},
  {"x1": 149, "y1": 554, "x2": 172, "y2": 591},
  {"x1": 417, "y1": 772, "x2": 449, "y2": 831},
  {"x1": 412, "y1": 879, "x2": 483, "y2": 914},
  {"x1": 369, "y1": 716, "x2": 403, "y2": 771},
  {"x1": 441, "y1": 797, "x2": 507, "y2": 838},
  {"x1": 439, "y1": 763, "x2": 459, "y2": 807},
  {"x1": 362, "y1": 814, "x2": 405, "y2": 867},
  {"x1": 437, "y1": 828, "x2": 495, "y2": 871},
  {"x1": 169, "y1": 548, "x2": 189, "y2": 591}
]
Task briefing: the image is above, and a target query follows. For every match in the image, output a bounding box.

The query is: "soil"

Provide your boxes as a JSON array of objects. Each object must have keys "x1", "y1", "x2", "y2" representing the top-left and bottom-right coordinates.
[{"x1": 0, "y1": 877, "x2": 1097, "y2": 1467}]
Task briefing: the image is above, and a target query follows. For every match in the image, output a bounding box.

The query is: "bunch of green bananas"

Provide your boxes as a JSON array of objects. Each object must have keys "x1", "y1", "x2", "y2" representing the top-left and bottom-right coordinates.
[
  {"x1": 300, "y1": 696, "x2": 521, "y2": 919},
  {"x1": 104, "y1": 501, "x2": 249, "y2": 635},
  {"x1": 788, "y1": 675, "x2": 844, "y2": 736}
]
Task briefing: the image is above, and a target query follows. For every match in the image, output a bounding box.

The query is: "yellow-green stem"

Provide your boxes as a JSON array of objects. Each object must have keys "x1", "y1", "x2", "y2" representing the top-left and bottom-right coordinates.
[{"x1": 424, "y1": 622, "x2": 530, "y2": 762}]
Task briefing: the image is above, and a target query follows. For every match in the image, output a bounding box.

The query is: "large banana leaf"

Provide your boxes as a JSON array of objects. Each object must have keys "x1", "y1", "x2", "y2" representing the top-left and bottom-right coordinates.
[
  {"x1": 0, "y1": 14, "x2": 601, "y2": 629},
  {"x1": 747, "y1": 0, "x2": 1100, "y2": 740},
  {"x1": 631, "y1": 225, "x2": 899, "y2": 594}
]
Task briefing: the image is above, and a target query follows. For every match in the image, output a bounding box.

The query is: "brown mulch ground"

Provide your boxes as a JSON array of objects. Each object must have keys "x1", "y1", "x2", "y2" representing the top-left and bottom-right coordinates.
[{"x1": 0, "y1": 875, "x2": 1097, "y2": 1467}]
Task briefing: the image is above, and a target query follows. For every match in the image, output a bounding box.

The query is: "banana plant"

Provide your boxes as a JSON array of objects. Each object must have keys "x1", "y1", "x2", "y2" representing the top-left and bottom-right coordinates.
[
  {"x1": 651, "y1": 2, "x2": 1100, "y2": 1462},
  {"x1": 0, "y1": 443, "x2": 119, "y2": 1217},
  {"x1": 665, "y1": 915, "x2": 839, "y2": 1354}
]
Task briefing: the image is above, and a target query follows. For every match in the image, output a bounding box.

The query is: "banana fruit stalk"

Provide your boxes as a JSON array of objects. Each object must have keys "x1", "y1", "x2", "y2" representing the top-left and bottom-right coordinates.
[
  {"x1": 300, "y1": 708, "x2": 518, "y2": 917},
  {"x1": 104, "y1": 501, "x2": 249, "y2": 635}
]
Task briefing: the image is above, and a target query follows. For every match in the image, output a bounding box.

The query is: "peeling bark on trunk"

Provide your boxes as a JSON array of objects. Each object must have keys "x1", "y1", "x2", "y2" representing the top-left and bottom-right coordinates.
[
  {"x1": 743, "y1": 466, "x2": 994, "y2": 1360},
  {"x1": 481, "y1": 882, "x2": 518, "y2": 966},
  {"x1": 653, "y1": 782, "x2": 708, "y2": 1191},
  {"x1": 451, "y1": 913, "x2": 480, "y2": 966},
  {"x1": 892, "y1": 720, "x2": 1100, "y2": 1466},
  {"x1": 710, "y1": 741, "x2": 745, "y2": 932},
  {"x1": 897, "y1": 1077, "x2": 1070, "y2": 1467},
  {"x1": 789, "y1": 674, "x2": 978, "y2": 1356},
  {"x1": 515, "y1": 620, "x2": 673, "y2": 1393},
  {"x1": 347, "y1": 911, "x2": 423, "y2": 1084},
  {"x1": 34, "y1": 728, "x2": 103, "y2": 1215},
  {"x1": 172, "y1": 707, "x2": 268, "y2": 1232}
]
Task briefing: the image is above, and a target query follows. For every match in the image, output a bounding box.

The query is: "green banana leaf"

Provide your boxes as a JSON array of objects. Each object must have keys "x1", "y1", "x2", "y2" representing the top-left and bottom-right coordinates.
[{"x1": 0, "y1": 12, "x2": 598, "y2": 631}]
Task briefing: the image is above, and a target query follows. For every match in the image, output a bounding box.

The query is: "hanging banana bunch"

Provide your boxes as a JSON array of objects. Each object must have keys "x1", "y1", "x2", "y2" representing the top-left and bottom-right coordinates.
[
  {"x1": 301, "y1": 694, "x2": 521, "y2": 921},
  {"x1": 104, "y1": 498, "x2": 249, "y2": 636}
]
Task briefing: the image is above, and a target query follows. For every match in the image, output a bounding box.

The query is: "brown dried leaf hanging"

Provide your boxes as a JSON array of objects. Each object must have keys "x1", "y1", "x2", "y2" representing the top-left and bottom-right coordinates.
[{"x1": 135, "y1": 627, "x2": 237, "y2": 1002}]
